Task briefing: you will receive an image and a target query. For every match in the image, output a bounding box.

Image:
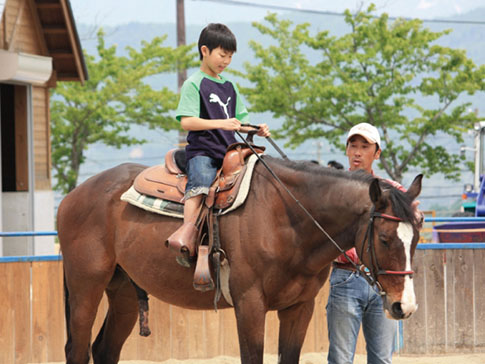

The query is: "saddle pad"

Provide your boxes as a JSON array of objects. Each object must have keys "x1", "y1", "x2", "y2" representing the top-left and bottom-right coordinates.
[
  {"x1": 121, "y1": 154, "x2": 260, "y2": 218},
  {"x1": 121, "y1": 186, "x2": 184, "y2": 218}
]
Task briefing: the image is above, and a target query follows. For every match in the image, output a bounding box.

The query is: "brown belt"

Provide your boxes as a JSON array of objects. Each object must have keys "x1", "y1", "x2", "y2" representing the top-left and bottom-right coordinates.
[{"x1": 332, "y1": 262, "x2": 359, "y2": 272}]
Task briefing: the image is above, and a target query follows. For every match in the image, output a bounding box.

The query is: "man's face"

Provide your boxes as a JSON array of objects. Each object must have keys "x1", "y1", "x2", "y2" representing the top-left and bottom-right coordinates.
[{"x1": 346, "y1": 135, "x2": 381, "y2": 173}]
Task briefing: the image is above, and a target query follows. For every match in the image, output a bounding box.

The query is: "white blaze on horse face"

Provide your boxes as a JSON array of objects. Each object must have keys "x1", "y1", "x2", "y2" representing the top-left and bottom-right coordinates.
[{"x1": 397, "y1": 222, "x2": 417, "y2": 316}]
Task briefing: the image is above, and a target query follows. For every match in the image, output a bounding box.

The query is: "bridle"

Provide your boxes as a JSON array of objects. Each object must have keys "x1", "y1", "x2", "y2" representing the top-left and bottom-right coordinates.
[
  {"x1": 357, "y1": 207, "x2": 415, "y2": 295},
  {"x1": 235, "y1": 128, "x2": 415, "y2": 296}
]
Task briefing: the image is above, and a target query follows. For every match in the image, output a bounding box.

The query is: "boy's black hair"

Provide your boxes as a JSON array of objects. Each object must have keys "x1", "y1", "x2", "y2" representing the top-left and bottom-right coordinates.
[{"x1": 198, "y1": 23, "x2": 237, "y2": 60}]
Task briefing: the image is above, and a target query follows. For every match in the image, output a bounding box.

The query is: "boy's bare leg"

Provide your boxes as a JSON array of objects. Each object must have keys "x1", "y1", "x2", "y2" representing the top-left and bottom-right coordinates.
[{"x1": 184, "y1": 195, "x2": 203, "y2": 223}]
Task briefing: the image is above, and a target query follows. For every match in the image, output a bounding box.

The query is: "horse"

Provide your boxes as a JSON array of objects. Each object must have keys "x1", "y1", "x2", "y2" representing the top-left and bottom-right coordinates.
[{"x1": 57, "y1": 155, "x2": 422, "y2": 364}]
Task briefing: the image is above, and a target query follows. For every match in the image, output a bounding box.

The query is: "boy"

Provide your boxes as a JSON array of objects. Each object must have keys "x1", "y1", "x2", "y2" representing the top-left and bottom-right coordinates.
[{"x1": 166, "y1": 23, "x2": 270, "y2": 265}]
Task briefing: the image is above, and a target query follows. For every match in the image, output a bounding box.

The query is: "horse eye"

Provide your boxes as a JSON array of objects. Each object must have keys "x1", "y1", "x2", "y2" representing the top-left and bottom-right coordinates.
[{"x1": 380, "y1": 238, "x2": 389, "y2": 247}]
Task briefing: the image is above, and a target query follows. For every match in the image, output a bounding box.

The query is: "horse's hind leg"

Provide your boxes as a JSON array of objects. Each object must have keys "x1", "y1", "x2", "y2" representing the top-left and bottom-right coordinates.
[
  {"x1": 65, "y1": 272, "x2": 112, "y2": 364},
  {"x1": 92, "y1": 267, "x2": 139, "y2": 364},
  {"x1": 277, "y1": 299, "x2": 315, "y2": 364}
]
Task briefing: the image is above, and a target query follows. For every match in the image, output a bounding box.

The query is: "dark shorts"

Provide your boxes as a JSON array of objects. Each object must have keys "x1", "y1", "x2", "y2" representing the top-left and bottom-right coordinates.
[{"x1": 185, "y1": 155, "x2": 221, "y2": 200}]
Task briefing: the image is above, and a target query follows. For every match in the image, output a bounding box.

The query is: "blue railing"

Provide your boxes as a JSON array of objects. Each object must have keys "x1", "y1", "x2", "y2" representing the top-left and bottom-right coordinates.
[
  {"x1": 0, "y1": 255, "x2": 62, "y2": 262},
  {"x1": 0, "y1": 231, "x2": 58, "y2": 237},
  {"x1": 1, "y1": 216, "x2": 485, "y2": 262},
  {"x1": 425, "y1": 217, "x2": 485, "y2": 222},
  {"x1": 0, "y1": 230, "x2": 60, "y2": 263}
]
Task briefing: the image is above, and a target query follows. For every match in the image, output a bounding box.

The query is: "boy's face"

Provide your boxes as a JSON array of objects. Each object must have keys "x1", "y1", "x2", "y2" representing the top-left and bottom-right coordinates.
[
  {"x1": 346, "y1": 135, "x2": 381, "y2": 174},
  {"x1": 200, "y1": 46, "x2": 233, "y2": 78}
]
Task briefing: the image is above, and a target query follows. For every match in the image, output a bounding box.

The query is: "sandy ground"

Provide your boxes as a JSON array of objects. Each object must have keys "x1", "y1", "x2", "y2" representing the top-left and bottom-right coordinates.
[{"x1": 39, "y1": 352, "x2": 485, "y2": 364}]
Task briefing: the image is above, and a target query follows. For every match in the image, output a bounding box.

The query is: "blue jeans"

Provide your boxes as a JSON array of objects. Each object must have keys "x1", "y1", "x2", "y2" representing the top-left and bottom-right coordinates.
[
  {"x1": 326, "y1": 267, "x2": 397, "y2": 364},
  {"x1": 185, "y1": 155, "x2": 221, "y2": 200}
]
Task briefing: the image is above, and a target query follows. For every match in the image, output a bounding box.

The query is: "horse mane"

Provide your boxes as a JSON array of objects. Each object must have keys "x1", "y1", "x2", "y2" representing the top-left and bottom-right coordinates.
[
  {"x1": 262, "y1": 155, "x2": 417, "y2": 226},
  {"x1": 382, "y1": 183, "x2": 416, "y2": 224},
  {"x1": 262, "y1": 155, "x2": 375, "y2": 185}
]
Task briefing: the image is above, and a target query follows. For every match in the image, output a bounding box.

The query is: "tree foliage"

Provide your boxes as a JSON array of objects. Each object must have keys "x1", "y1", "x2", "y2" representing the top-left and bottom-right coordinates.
[
  {"x1": 240, "y1": 7, "x2": 485, "y2": 182},
  {"x1": 51, "y1": 30, "x2": 196, "y2": 193}
]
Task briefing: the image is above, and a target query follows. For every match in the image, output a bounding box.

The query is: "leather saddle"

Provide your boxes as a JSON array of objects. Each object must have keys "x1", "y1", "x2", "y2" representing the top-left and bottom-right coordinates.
[
  {"x1": 133, "y1": 142, "x2": 264, "y2": 293},
  {"x1": 133, "y1": 143, "x2": 265, "y2": 210}
]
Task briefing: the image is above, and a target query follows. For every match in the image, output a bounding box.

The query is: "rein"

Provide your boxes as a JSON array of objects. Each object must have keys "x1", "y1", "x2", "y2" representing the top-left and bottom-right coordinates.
[
  {"x1": 236, "y1": 127, "x2": 414, "y2": 296},
  {"x1": 235, "y1": 130, "x2": 355, "y2": 260}
]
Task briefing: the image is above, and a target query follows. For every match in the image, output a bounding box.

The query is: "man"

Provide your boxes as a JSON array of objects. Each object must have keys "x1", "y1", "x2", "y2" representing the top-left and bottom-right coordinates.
[{"x1": 326, "y1": 122, "x2": 401, "y2": 364}]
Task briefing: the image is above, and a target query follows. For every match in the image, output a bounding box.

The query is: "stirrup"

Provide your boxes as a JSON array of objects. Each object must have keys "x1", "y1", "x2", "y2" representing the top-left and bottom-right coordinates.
[{"x1": 193, "y1": 245, "x2": 215, "y2": 291}]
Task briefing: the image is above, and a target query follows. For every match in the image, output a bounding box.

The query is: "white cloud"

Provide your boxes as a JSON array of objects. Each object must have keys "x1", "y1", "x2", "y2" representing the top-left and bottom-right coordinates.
[
  {"x1": 454, "y1": 3, "x2": 463, "y2": 13},
  {"x1": 417, "y1": 0, "x2": 438, "y2": 10},
  {"x1": 129, "y1": 147, "x2": 144, "y2": 159}
]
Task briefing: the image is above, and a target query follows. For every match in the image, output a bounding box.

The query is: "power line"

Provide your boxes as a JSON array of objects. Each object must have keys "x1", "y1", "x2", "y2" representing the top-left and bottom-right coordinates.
[{"x1": 192, "y1": 0, "x2": 485, "y2": 25}]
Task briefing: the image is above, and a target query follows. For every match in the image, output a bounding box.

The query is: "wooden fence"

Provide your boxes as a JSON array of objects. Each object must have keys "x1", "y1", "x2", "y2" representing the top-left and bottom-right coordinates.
[
  {"x1": 0, "y1": 255, "x2": 363, "y2": 364},
  {"x1": 1, "y1": 245, "x2": 484, "y2": 363},
  {"x1": 401, "y1": 244, "x2": 485, "y2": 354}
]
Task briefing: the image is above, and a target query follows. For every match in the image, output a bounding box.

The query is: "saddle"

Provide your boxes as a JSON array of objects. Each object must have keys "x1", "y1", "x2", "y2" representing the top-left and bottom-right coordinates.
[
  {"x1": 133, "y1": 143, "x2": 264, "y2": 210},
  {"x1": 133, "y1": 143, "x2": 264, "y2": 292}
]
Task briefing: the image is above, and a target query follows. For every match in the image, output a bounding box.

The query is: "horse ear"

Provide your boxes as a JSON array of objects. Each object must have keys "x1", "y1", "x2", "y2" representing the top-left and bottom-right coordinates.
[
  {"x1": 369, "y1": 178, "x2": 382, "y2": 205},
  {"x1": 406, "y1": 174, "x2": 423, "y2": 200}
]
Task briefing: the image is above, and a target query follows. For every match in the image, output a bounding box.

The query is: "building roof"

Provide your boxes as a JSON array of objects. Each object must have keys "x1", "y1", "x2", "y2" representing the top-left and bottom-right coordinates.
[{"x1": 32, "y1": 0, "x2": 88, "y2": 83}]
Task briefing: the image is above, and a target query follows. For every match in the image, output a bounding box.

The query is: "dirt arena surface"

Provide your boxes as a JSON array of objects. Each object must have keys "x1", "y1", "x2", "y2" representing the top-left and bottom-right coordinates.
[
  {"x1": 40, "y1": 352, "x2": 485, "y2": 364},
  {"x1": 118, "y1": 352, "x2": 485, "y2": 364}
]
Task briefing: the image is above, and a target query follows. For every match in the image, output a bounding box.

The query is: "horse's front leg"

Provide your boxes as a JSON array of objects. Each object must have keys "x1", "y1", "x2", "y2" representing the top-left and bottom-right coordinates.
[
  {"x1": 277, "y1": 299, "x2": 315, "y2": 364},
  {"x1": 234, "y1": 293, "x2": 267, "y2": 364}
]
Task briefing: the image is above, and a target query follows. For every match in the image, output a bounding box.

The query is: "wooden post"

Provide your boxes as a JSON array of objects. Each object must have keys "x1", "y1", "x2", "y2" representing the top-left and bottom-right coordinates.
[{"x1": 176, "y1": 0, "x2": 187, "y2": 148}]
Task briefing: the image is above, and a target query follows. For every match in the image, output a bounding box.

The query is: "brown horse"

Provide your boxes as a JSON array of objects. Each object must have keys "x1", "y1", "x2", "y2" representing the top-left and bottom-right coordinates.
[{"x1": 58, "y1": 156, "x2": 422, "y2": 364}]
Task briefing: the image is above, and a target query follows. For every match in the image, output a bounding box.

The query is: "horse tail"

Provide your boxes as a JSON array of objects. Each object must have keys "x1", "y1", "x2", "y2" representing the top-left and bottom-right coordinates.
[{"x1": 63, "y1": 269, "x2": 73, "y2": 353}]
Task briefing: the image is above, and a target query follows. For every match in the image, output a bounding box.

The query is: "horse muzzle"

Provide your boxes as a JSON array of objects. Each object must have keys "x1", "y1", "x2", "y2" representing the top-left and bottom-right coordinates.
[{"x1": 383, "y1": 297, "x2": 418, "y2": 320}]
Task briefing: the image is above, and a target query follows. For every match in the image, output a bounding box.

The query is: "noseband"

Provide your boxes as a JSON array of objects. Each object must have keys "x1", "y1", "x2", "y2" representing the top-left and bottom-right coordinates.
[{"x1": 357, "y1": 207, "x2": 415, "y2": 295}]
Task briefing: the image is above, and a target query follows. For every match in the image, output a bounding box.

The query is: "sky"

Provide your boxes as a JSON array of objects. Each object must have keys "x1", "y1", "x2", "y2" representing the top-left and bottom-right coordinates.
[
  {"x1": 65, "y1": 0, "x2": 484, "y2": 209},
  {"x1": 70, "y1": 0, "x2": 485, "y2": 27}
]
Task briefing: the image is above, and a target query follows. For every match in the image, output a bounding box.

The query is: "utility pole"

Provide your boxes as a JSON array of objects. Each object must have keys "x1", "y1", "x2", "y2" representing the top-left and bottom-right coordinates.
[
  {"x1": 176, "y1": 0, "x2": 188, "y2": 147},
  {"x1": 315, "y1": 141, "x2": 322, "y2": 164}
]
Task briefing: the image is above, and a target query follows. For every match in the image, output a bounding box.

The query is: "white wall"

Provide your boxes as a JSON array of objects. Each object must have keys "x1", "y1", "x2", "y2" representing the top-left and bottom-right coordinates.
[
  {"x1": 2, "y1": 190, "x2": 55, "y2": 256},
  {"x1": 2, "y1": 192, "x2": 31, "y2": 255},
  {"x1": 33, "y1": 190, "x2": 55, "y2": 255}
]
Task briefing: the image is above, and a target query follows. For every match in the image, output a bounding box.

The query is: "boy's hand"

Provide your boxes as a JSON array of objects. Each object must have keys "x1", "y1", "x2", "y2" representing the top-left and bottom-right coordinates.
[
  {"x1": 256, "y1": 123, "x2": 270, "y2": 137},
  {"x1": 221, "y1": 118, "x2": 242, "y2": 131}
]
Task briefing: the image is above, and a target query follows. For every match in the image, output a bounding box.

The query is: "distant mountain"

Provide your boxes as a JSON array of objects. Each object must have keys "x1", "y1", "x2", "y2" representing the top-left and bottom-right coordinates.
[{"x1": 65, "y1": 8, "x2": 485, "y2": 213}]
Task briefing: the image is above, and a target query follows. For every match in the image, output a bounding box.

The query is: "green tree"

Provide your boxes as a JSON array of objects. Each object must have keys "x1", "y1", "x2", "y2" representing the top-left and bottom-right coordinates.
[
  {"x1": 51, "y1": 30, "x2": 196, "y2": 193},
  {"x1": 240, "y1": 7, "x2": 485, "y2": 183}
]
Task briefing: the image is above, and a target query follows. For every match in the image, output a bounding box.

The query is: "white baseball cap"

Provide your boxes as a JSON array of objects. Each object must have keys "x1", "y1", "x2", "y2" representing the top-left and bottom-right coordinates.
[{"x1": 346, "y1": 123, "x2": 381, "y2": 149}]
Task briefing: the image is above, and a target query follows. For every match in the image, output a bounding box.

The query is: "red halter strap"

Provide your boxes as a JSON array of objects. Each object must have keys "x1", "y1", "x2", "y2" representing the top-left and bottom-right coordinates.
[{"x1": 373, "y1": 211, "x2": 404, "y2": 222}]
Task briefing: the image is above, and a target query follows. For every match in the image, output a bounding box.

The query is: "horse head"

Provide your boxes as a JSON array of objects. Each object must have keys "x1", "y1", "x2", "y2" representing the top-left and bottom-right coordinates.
[{"x1": 355, "y1": 174, "x2": 423, "y2": 320}]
